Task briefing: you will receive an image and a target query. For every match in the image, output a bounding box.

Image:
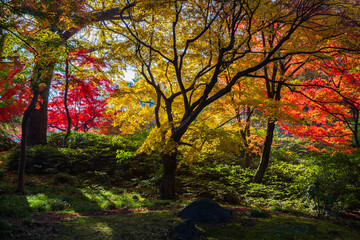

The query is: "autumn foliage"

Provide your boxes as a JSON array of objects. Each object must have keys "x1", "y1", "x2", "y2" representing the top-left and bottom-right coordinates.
[
  {"x1": 0, "y1": 60, "x2": 27, "y2": 122},
  {"x1": 48, "y1": 49, "x2": 116, "y2": 133},
  {"x1": 280, "y1": 56, "x2": 360, "y2": 151}
]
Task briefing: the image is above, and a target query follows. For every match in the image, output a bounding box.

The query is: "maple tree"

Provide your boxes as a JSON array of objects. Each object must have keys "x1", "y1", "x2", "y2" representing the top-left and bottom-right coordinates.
[
  {"x1": 190, "y1": 77, "x2": 263, "y2": 168},
  {"x1": 0, "y1": 55, "x2": 26, "y2": 123},
  {"x1": 198, "y1": 1, "x2": 360, "y2": 183},
  {"x1": 48, "y1": 49, "x2": 116, "y2": 135},
  {"x1": 0, "y1": 0, "x2": 136, "y2": 193},
  {"x1": 0, "y1": 27, "x2": 27, "y2": 141},
  {"x1": 107, "y1": 0, "x2": 351, "y2": 199},
  {"x1": 201, "y1": 52, "x2": 309, "y2": 184},
  {"x1": 1, "y1": 0, "x2": 359, "y2": 196},
  {"x1": 281, "y1": 55, "x2": 360, "y2": 152},
  {"x1": 0, "y1": 8, "x2": 28, "y2": 126},
  {"x1": 1, "y1": 0, "x2": 134, "y2": 147}
]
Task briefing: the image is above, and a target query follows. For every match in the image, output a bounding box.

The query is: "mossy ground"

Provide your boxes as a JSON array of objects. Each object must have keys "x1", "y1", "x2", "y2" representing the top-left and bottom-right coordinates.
[
  {"x1": 2, "y1": 208, "x2": 360, "y2": 239},
  {"x1": 1, "y1": 142, "x2": 360, "y2": 240}
]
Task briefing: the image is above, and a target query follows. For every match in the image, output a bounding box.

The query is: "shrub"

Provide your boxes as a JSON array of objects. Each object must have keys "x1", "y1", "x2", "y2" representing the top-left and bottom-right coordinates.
[
  {"x1": 178, "y1": 150, "x2": 314, "y2": 208},
  {"x1": 250, "y1": 208, "x2": 270, "y2": 218},
  {"x1": 48, "y1": 131, "x2": 149, "y2": 151},
  {"x1": 0, "y1": 134, "x2": 16, "y2": 152},
  {"x1": 47, "y1": 132, "x2": 66, "y2": 147},
  {"x1": 6, "y1": 145, "x2": 63, "y2": 174},
  {"x1": 263, "y1": 160, "x2": 313, "y2": 200},
  {"x1": 0, "y1": 194, "x2": 32, "y2": 218},
  {"x1": 0, "y1": 217, "x2": 11, "y2": 232},
  {"x1": 307, "y1": 151, "x2": 360, "y2": 215},
  {"x1": 51, "y1": 173, "x2": 75, "y2": 185},
  {"x1": 178, "y1": 155, "x2": 254, "y2": 203},
  {"x1": 5, "y1": 131, "x2": 159, "y2": 186},
  {"x1": 48, "y1": 198, "x2": 70, "y2": 211}
]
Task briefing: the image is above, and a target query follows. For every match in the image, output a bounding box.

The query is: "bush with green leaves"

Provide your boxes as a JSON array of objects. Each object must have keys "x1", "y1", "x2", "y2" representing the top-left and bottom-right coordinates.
[
  {"x1": 250, "y1": 208, "x2": 270, "y2": 218},
  {"x1": 0, "y1": 217, "x2": 11, "y2": 233},
  {"x1": 306, "y1": 151, "x2": 360, "y2": 215},
  {"x1": 263, "y1": 159, "x2": 313, "y2": 200},
  {"x1": 47, "y1": 130, "x2": 149, "y2": 151},
  {"x1": 5, "y1": 131, "x2": 160, "y2": 185},
  {"x1": 51, "y1": 173, "x2": 76, "y2": 185},
  {"x1": 0, "y1": 134, "x2": 16, "y2": 152},
  {"x1": 177, "y1": 149, "x2": 313, "y2": 207},
  {"x1": 6, "y1": 145, "x2": 63, "y2": 174},
  {"x1": 177, "y1": 153, "x2": 255, "y2": 202}
]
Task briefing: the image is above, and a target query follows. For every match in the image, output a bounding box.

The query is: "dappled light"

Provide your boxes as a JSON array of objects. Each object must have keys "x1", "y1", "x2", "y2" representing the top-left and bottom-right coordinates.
[{"x1": 1, "y1": 0, "x2": 360, "y2": 239}]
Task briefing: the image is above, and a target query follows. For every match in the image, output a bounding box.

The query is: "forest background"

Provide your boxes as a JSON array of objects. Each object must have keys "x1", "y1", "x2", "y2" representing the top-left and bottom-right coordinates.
[{"x1": 1, "y1": 0, "x2": 360, "y2": 238}]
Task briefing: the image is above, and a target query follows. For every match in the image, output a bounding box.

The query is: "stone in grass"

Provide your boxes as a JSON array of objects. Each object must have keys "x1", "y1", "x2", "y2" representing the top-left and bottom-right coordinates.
[
  {"x1": 171, "y1": 220, "x2": 203, "y2": 240},
  {"x1": 178, "y1": 198, "x2": 232, "y2": 225}
]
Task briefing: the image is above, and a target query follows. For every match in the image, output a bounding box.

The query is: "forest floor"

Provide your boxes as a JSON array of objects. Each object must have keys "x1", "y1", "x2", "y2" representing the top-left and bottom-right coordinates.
[
  {"x1": 2, "y1": 205, "x2": 360, "y2": 239},
  {"x1": 1, "y1": 151, "x2": 360, "y2": 240}
]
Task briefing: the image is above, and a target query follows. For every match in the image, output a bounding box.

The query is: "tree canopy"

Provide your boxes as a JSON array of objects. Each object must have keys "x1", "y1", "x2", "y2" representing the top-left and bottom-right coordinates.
[{"x1": 1, "y1": 0, "x2": 360, "y2": 197}]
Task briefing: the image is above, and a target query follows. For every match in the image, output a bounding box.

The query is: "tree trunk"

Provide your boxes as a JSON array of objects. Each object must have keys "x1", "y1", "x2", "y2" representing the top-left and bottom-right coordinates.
[
  {"x1": 252, "y1": 120, "x2": 276, "y2": 183},
  {"x1": 63, "y1": 60, "x2": 71, "y2": 146},
  {"x1": 25, "y1": 63, "x2": 54, "y2": 146},
  {"x1": 0, "y1": 29, "x2": 5, "y2": 57},
  {"x1": 241, "y1": 106, "x2": 253, "y2": 168},
  {"x1": 244, "y1": 150, "x2": 253, "y2": 168},
  {"x1": 16, "y1": 84, "x2": 40, "y2": 193},
  {"x1": 159, "y1": 151, "x2": 177, "y2": 200}
]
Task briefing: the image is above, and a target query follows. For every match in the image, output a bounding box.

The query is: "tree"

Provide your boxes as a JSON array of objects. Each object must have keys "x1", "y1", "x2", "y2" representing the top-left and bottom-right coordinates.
[
  {"x1": 190, "y1": 77, "x2": 264, "y2": 168},
  {"x1": 2, "y1": 0, "x2": 134, "y2": 146},
  {"x1": 0, "y1": 56, "x2": 26, "y2": 123},
  {"x1": 108, "y1": 0, "x2": 343, "y2": 199},
  {"x1": 0, "y1": 0, "x2": 134, "y2": 193},
  {"x1": 280, "y1": 56, "x2": 359, "y2": 151},
  {"x1": 250, "y1": 21, "x2": 311, "y2": 182},
  {"x1": 48, "y1": 50, "x2": 115, "y2": 134},
  {"x1": 0, "y1": 7, "x2": 27, "y2": 125}
]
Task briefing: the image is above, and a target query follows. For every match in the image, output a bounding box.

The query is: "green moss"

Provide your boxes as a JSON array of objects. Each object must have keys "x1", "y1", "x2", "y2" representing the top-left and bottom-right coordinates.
[
  {"x1": 250, "y1": 208, "x2": 270, "y2": 218},
  {"x1": 60, "y1": 211, "x2": 181, "y2": 240},
  {"x1": 57, "y1": 211, "x2": 360, "y2": 240},
  {"x1": 240, "y1": 215, "x2": 359, "y2": 240}
]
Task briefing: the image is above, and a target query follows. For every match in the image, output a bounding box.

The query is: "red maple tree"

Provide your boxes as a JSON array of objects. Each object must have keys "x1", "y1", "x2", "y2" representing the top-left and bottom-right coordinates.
[
  {"x1": 48, "y1": 49, "x2": 117, "y2": 133},
  {"x1": 280, "y1": 56, "x2": 359, "y2": 151},
  {"x1": 0, "y1": 59, "x2": 27, "y2": 123}
]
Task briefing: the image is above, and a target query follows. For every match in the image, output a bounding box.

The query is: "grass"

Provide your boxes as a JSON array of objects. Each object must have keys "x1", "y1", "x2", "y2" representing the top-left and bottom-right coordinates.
[
  {"x1": 60, "y1": 211, "x2": 180, "y2": 240},
  {"x1": 3, "y1": 209, "x2": 359, "y2": 240},
  {"x1": 1, "y1": 149, "x2": 360, "y2": 240},
  {"x1": 0, "y1": 182, "x2": 180, "y2": 218}
]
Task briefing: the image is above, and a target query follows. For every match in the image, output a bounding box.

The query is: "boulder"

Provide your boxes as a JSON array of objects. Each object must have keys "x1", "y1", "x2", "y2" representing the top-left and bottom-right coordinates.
[{"x1": 178, "y1": 198, "x2": 232, "y2": 225}]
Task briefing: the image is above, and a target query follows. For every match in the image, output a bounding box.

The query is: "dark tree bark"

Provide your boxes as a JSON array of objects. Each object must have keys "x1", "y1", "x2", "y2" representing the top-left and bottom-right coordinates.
[
  {"x1": 0, "y1": 29, "x2": 5, "y2": 57},
  {"x1": 252, "y1": 120, "x2": 276, "y2": 183},
  {"x1": 241, "y1": 106, "x2": 253, "y2": 168},
  {"x1": 244, "y1": 149, "x2": 253, "y2": 168},
  {"x1": 63, "y1": 59, "x2": 71, "y2": 146},
  {"x1": 350, "y1": 106, "x2": 360, "y2": 148},
  {"x1": 16, "y1": 77, "x2": 40, "y2": 193},
  {"x1": 25, "y1": 63, "x2": 54, "y2": 146},
  {"x1": 159, "y1": 151, "x2": 178, "y2": 199}
]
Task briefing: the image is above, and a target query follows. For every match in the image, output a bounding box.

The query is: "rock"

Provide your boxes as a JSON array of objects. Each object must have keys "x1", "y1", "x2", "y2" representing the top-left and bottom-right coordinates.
[
  {"x1": 171, "y1": 220, "x2": 203, "y2": 240},
  {"x1": 178, "y1": 198, "x2": 232, "y2": 225}
]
